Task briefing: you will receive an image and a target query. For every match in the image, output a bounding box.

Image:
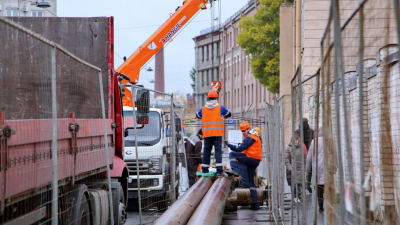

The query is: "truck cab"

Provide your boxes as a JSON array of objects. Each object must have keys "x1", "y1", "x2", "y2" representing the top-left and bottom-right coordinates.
[{"x1": 123, "y1": 106, "x2": 178, "y2": 209}]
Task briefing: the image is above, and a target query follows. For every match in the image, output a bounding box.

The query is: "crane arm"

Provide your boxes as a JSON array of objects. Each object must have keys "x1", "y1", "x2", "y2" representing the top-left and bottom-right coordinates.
[{"x1": 117, "y1": 0, "x2": 209, "y2": 84}]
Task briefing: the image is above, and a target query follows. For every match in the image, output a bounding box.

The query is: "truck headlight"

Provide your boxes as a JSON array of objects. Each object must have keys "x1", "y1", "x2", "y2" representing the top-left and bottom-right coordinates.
[{"x1": 149, "y1": 156, "x2": 162, "y2": 173}]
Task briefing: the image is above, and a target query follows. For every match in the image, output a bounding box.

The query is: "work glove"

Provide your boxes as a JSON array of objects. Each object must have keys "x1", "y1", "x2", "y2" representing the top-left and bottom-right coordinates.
[{"x1": 224, "y1": 140, "x2": 229, "y2": 147}]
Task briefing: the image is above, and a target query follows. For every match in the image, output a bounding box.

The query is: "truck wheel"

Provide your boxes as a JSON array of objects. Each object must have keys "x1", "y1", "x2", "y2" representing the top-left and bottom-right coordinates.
[
  {"x1": 79, "y1": 195, "x2": 91, "y2": 225},
  {"x1": 70, "y1": 184, "x2": 91, "y2": 225},
  {"x1": 158, "y1": 192, "x2": 168, "y2": 211},
  {"x1": 112, "y1": 183, "x2": 127, "y2": 225}
]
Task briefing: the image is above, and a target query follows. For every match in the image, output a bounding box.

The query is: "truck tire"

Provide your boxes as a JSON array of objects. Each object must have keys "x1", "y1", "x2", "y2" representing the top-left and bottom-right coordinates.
[
  {"x1": 112, "y1": 182, "x2": 127, "y2": 225},
  {"x1": 70, "y1": 184, "x2": 91, "y2": 225}
]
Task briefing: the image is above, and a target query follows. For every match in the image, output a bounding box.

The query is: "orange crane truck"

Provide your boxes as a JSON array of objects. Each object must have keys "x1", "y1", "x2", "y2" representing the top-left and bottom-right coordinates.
[{"x1": 116, "y1": 0, "x2": 211, "y2": 210}]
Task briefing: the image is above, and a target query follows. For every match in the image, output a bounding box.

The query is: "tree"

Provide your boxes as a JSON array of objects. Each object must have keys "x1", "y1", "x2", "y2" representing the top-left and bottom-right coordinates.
[
  {"x1": 189, "y1": 67, "x2": 196, "y2": 92},
  {"x1": 237, "y1": 0, "x2": 282, "y2": 93}
]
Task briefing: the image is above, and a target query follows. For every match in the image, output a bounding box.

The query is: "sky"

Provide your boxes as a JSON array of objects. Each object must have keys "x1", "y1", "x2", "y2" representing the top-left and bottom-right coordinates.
[{"x1": 57, "y1": 0, "x2": 251, "y2": 95}]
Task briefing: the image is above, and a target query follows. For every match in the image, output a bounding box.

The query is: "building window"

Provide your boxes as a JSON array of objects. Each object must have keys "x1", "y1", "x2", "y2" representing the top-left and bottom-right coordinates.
[
  {"x1": 237, "y1": 58, "x2": 239, "y2": 76},
  {"x1": 211, "y1": 43, "x2": 214, "y2": 59},
  {"x1": 216, "y1": 69, "x2": 219, "y2": 81},
  {"x1": 226, "y1": 34, "x2": 229, "y2": 50},
  {"x1": 230, "y1": 32, "x2": 232, "y2": 48},
  {"x1": 252, "y1": 84, "x2": 254, "y2": 103},
  {"x1": 238, "y1": 89, "x2": 240, "y2": 107},
  {"x1": 244, "y1": 86, "x2": 246, "y2": 106},
  {"x1": 32, "y1": 11, "x2": 44, "y2": 17},
  {"x1": 216, "y1": 42, "x2": 220, "y2": 58},
  {"x1": 248, "y1": 85, "x2": 250, "y2": 105},
  {"x1": 202, "y1": 47, "x2": 204, "y2": 61},
  {"x1": 202, "y1": 71, "x2": 204, "y2": 86},
  {"x1": 234, "y1": 90, "x2": 236, "y2": 107},
  {"x1": 206, "y1": 70, "x2": 209, "y2": 85},
  {"x1": 233, "y1": 57, "x2": 236, "y2": 77},
  {"x1": 7, "y1": 8, "x2": 19, "y2": 17},
  {"x1": 228, "y1": 91, "x2": 230, "y2": 108},
  {"x1": 236, "y1": 28, "x2": 239, "y2": 46},
  {"x1": 211, "y1": 69, "x2": 214, "y2": 81},
  {"x1": 206, "y1": 45, "x2": 209, "y2": 60}
]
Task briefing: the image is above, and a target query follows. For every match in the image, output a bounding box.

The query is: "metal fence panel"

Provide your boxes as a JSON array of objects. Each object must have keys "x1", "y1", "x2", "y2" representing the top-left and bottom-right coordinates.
[{"x1": 0, "y1": 16, "x2": 114, "y2": 225}]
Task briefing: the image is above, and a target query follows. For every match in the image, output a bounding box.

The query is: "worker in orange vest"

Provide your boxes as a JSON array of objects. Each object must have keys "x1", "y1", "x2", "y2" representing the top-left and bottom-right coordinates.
[
  {"x1": 196, "y1": 90, "x2": 231, "y2": 177},
  {"x1": 225, "y1": 122, "x2": 262, "y2": 210}
]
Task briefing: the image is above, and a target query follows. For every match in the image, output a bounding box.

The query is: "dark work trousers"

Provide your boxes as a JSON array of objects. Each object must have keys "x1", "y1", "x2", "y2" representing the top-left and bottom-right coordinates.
[
  {"x1": 188, "y1": 166, "x2": 198, "y2": 188},
  {"x1": 202, "y1": 136, "x2": 223, "y2": 174},
  {"x1": 229, "y1": 151, "x2": 260, "y2": 204},
  {"x1": 318, "y1": 185, "x2": 324, "y2": 211},
  {"x1": 294, "y1": 183, "x2": 302, "y2": 199}
]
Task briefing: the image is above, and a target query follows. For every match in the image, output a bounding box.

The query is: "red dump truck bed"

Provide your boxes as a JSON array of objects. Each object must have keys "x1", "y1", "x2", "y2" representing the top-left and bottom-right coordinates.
[{"x1": 0, "y1": 17, "x2": 128, "y2": 224}]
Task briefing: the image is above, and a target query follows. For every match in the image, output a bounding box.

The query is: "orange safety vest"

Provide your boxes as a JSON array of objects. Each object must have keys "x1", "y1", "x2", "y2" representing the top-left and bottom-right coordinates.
[
  {"x1": 201, "y1": 105, "x2": 224, "y2": 137},
  {"x1": 242, "y1": 134, "x2": 262, "y2": 161}
]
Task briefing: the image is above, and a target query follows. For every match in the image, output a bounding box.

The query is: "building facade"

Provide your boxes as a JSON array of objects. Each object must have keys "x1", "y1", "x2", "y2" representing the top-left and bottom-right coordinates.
[
  {"x1": 219, "y1": 0, "x2": 275, "y2": 124},
  {"x1": 279, "y1": 0, "x2": 400, "y2": 221},
  {"x1": 0, "y1": 0, "x2": 57, "y2": 17},
  {"x1": 193, "y1": 27, "x2": 221, "y2": 111}
]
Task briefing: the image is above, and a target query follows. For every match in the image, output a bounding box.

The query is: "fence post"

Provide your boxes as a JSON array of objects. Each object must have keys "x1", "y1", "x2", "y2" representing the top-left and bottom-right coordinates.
[
  {"x1": 297, "y1": 65, "x2": 306, "y2": 225},
  {"x1": 290, "y1": 68, "x2": 297, "y2": 225},
  {"x1": 358, "y1": 4, "x2": 366, "y2": 225},
  {"x1": 331, "y1": 1, "x2": 346, "y2": 223},
  {"x1": 131, "y1": 86, "x2": 142, "y2": 225},
  {"x1": 170, "y1": 94, "x2": 176, "y2": 204},
  {"x1": 313, "y1": 72, "x2": 320, "y2": 224},
  {"x1": 280, "y1": 98, "x2": 286, "y2": 220},
  {"x1": 99, "y1": 71, "x2": 115, "y2": 225},
  {"x1": 51, "y1": 46, "x2": 58, "y2": 225}
]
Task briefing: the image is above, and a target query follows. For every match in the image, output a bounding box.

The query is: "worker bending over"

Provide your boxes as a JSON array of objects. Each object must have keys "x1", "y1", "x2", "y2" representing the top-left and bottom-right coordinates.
[
  {"x1": 185, "y1": 129, "x2": 203, "y2": 187},
  {"x1": 196, "y1": 90, "x2": 231, "y2": 177},
  {"x1": 225, "y1": 122, "x2": 262, "y2": 210}
]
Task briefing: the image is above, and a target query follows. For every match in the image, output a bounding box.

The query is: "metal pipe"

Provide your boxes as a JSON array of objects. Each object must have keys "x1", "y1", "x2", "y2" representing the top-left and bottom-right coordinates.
[
  {"x1": 153, "y1": 177, "x2": 213, "y2": 225},
  {"x1": 225, "y1": 188, "x2": 264, "y2": 211},
  {"x1": 187, "y1": 177, "x2": 232, "y2": 225}
]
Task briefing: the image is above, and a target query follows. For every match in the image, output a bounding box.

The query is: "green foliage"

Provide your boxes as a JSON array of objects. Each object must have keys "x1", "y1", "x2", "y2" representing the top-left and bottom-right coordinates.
[
  {"x1": 237, "y1": 0, "x2": 282, "y2": 93},
  {"x1": 189, "y1": 67, "x2": 196, "y2": 92}
]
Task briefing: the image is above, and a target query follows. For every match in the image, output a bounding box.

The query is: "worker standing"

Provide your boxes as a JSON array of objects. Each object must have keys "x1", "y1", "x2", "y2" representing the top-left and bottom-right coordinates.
[
  {"x1": 196, "y1": 90, "x2": 231, "y2": 177},
  {"x1": 184, "y1": 129, "x2": 203, "y2": 187},
  {"x1": 225, "y1": 122, "x2": 262, "y2": 210}
]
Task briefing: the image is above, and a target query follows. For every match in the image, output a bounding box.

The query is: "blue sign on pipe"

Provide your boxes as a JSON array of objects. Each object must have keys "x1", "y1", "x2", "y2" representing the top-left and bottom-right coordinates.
[{"x1": 227, "y1": 119, "x2": 234, "y2": 125}]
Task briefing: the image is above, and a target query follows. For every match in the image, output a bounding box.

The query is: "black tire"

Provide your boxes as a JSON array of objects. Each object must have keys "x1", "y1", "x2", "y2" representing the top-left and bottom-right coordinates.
[
  {"x1": 112, "y1": 182, "x2": 127, "y2": 225},
  {"x1": 157, "y1": 192, "x2": 168, "y2": 211},
  {"x1": 70, "y1": 184, "x2": 91, "y2": 225}
]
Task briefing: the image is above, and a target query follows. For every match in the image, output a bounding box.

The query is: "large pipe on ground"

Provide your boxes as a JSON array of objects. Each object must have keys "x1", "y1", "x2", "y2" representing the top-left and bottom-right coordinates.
[
  {"x1": 187, "y1": 177, "x2": 232, "y2": 225},
  {"x1": 153, "y1": 177, "x2": 213, "y2": 225},
  {"x1": 225, "y1": 188, "x2": 265, "y2": 211}
]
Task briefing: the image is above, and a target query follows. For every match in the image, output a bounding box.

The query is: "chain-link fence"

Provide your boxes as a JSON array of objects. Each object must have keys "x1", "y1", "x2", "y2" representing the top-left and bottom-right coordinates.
[
  {"x1": 0, "y1": 16, "x2": 116, "y2": 224},
  {"x1": 265, "y1": 0, "x2": 400, "y2": 224},
  {"x1": 124, "y1": 86, "x2": 187, "y2": 224},
  {"x1": 263, "y1": 95, "x2": 291, "y2": 223}
]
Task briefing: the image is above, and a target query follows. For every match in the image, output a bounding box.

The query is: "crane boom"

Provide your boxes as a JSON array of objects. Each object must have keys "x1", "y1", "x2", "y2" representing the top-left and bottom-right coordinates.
[{"x1": 117, "y1": 0, "x2": 209, "y2": 84}]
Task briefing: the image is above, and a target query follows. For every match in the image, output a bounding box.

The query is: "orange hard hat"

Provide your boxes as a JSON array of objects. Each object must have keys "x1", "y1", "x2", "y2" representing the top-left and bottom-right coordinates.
[
  {"x1": 240, "y1": 122, "x2": 251, "y2": 131},
  {"x1": 254, "y1": 127, "x2": 261, "y2": 135},
  {"x1": 207, "y1": 90, "x2": 218, "y2": 98}
]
